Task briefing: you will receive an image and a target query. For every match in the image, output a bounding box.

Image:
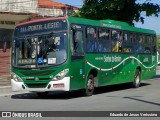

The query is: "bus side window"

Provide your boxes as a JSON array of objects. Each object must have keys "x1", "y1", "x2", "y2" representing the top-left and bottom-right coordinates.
[
  {"x1": 98, "y1": 28, "x2": 111, "y2": 52},
  {"x1": 112, "y1": 30, "x2": 119, "y2": 52},
  {"x1": 136, "y1": 34, "x2": 144, "y2": 53},
  {"x1": 123, "y1": 33, "x2": 130, "y2": 52},
  {"x1": 146, "y1": 35, "x2": 156, "y2": 53},
  {"x1": 123, "y1": 32, "x2": 133, "y2": 52},
  {"x1": 132, "y1": 34, "x2": 143, "y2": 53},
  {"x1": 132, "y1": 33, "x2": 137, "y2": 53},
  {"x1": 72, "y1": 30, "x2": 84, "y2": 55},
  {"x1": 130, "y1": 33, "x2": 135, "y2": 51},
  {"x1": 143, "y1": 35, "x2": 149, "y2": 53},
  {"x1": 144, "y1": 36, "x2": 151, "y2": 53},
  {"x1": 118, "y1": 32, "x2": 123, "y2": 52},
  {"x1": 138, "y1": 34, "x2": 142, "y2": 53},
  {"x1": 150, "y1": 36, "x2": 156, "y2": 53},
  {"x1": 86, "y1": 27, "x2": 97, "y2": 52},
  {"x1": 112, "y1": 30, "x2": 123, "y2": 52}
]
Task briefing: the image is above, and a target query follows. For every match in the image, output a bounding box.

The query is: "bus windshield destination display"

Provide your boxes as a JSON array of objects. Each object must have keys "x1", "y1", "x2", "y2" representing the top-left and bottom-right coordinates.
[
  {"x1": 15, "y1": 20, "x2": 66, "y2": 35},
  {"x1": 20, "y1": 22, "x2": 61, "y2": 33}
]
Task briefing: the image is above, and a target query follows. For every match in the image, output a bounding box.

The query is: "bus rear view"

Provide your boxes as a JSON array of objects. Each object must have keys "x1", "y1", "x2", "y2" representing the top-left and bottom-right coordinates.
[{"x1": 11, "y1": 17, "x2": 69, "y2": 96}]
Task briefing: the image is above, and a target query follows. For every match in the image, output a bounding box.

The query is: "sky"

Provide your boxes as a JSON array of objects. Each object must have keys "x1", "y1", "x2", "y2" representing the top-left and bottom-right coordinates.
[{"x1": 55, "y1": 0, "x2": 160, "y2": 35}]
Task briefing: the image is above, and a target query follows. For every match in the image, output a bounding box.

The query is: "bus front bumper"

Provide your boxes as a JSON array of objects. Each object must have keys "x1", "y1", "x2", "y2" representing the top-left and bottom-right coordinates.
[{"x1": 11, "y1": 77, "x2": 70, "y2": 92}]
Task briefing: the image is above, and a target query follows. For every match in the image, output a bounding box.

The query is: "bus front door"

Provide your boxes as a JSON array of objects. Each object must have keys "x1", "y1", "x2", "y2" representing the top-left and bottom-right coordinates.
[{"x1": 70, "y1": 57, "x2": 85, "y2": 90}]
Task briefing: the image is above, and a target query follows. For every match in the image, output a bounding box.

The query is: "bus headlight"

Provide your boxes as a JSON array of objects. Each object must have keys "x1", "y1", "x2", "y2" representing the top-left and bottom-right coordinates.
[
  {"x1": 11, "y1": 73, "x2": 23, "y2": 82},
  {"x1": 52, "y1": 69, "x2": 69, "y2": 81}
]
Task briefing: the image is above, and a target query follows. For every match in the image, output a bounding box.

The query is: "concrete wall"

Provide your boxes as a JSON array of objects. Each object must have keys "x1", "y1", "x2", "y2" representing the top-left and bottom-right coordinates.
[
  {"x1": 38, "y1": 8, "x2": 76, "y2": 17},
  {"x1": 0, "y1": 29, "x2": 13, "y2": 79},
  {"x1": 0, "y1": 0, "x2": 38, "y2": 13}
]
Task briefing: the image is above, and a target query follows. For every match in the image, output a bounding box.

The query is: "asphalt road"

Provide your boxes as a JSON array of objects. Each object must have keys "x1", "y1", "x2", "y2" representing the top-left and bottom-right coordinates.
[{"x1": 0, "y1": 66, "x2": 160, "y2": 120}]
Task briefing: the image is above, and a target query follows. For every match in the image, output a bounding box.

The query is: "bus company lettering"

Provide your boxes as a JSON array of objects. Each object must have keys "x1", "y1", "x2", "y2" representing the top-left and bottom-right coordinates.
[
  {"x1": 101, "y1": 23, "x2": 122, "y2": 29},
  {"x1": 143, "y1": 58, "x2": 149, "y2": 62},
  {"x1": 95, "y1": 56, "x2": 122, "y2": 63},
  {"x1": 104, "y1": 56, "x2": 122, "y2": 62}
]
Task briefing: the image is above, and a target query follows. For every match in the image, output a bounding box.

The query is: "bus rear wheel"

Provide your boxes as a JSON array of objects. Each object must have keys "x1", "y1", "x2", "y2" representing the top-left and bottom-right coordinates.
[
  {"x1": 83, "y1": 74, "x2": 94, "y2": 96},
  {"x1": 133, "y1": 69, "x2": 141, "y2": 88}
]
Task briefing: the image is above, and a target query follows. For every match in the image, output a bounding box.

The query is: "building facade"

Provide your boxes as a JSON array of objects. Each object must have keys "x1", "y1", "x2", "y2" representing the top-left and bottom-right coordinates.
[{"x1": 0, "y1": 0, "x2": 78, "y2": 79}]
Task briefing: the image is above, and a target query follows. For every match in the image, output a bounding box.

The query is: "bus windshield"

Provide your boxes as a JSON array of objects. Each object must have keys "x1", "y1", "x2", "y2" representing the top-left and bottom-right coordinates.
[{"x1": 12, "y1": 19, "x2": 67, "y2": 68}]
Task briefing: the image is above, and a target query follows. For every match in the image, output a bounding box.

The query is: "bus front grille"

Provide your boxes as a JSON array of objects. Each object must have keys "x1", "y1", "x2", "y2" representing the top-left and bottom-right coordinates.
[
  {"x1": 21, "y1": 70, "x2": 55, "y2": 76},
  {"x1": 26, "y1": 83, "x2": 48, "y2": 88},
  {"x1": 25, "y1": 78, "x2": 51, "y2": 81}
]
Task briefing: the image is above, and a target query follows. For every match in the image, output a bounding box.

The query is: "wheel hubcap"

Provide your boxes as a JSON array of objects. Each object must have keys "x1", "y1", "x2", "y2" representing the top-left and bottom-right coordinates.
[
  {"x1": 87, "y1": 79, "x2": 93, "y2": 91},
  {"x1": 135, "y1": 74, "x2": 140, "y2": 85}
]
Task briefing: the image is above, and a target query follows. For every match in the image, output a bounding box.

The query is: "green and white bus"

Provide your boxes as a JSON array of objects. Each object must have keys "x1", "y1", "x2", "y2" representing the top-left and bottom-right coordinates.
[{"x1": 11, "y1": 17, "x2": 157, "y2": 96}]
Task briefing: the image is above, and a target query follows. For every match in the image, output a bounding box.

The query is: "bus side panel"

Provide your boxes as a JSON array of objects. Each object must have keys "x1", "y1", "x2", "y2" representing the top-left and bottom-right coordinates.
[
  {"x1": 69, "y1": 59, "x2": 86, "y2": 90},
  {"x1": 85, "y1": 54, "x2": 114, "y2": 86},
  {"x1": 85, "y1": 54, "x2": 136, "y2": 86},
  {"x1": 140, "y1": 54, "x2": 157, "y2": 80},
  {"x1": 110, "y1": 54, "x2": 135, "y2": 85},
  {"x1": 84, "y1": 53, "x2": 157, "y2": 88},
  {"x1": 100, "y1": 54, "x2": 134, "y2": 85}
]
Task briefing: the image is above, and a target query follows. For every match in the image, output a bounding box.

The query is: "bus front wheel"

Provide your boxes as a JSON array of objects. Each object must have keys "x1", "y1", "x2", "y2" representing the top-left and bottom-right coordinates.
[
  {"x1": 83, "y1": 74, "x2": 94, "y2": 96},
  {"x1": 133, "y1": 69, "x2": 141, "y2": 88}
]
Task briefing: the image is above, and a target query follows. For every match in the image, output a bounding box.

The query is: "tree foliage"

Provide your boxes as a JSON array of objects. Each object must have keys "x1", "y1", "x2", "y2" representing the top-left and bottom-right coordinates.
[{"x1": 76, "y1": 0, "x2": 160, "y2": 25}]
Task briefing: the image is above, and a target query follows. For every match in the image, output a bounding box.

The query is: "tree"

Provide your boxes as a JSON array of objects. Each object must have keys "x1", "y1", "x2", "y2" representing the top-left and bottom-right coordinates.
[{"x1": 76, "y1": 0, "x2": 160, "y2": 25}]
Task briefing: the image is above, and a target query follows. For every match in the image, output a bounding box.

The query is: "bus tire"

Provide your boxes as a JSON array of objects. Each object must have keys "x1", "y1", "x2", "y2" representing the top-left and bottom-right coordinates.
[
  {"x1": 133, "y1": 69, "x2": 141, "y2": 88},
  {"x1": 36, "y1": 92, "x2": 49, "y2": 97},
  {"x1": 83, "y1": 74, "x2": 94, "y2": 96}
]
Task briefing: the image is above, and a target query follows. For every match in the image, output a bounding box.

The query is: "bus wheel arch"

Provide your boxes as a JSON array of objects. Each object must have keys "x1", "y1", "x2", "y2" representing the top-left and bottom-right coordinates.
[
  {"x1": 88, "y1": 69, "x2": 98, "y2": 87},
  {"x1": 88, "y1": 69, "x2": 98, "y2": 78},
  {"x1": 133, "y1": 67, "x2": 141, "y2": 88}
]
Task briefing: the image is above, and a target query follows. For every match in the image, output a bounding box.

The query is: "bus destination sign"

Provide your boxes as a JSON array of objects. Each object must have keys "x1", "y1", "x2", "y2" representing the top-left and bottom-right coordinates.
[
  {"x1": 15, "y1": 20, "x2": 66, "y2": 35},
  {"x1": 20, "y1": 22, "x2": 61, "y2": 33}
]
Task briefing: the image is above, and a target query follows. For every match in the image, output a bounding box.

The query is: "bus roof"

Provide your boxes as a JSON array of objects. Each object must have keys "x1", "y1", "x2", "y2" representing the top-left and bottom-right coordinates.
[
  {"x1": 67, "y1": 16, "x2": 156, "y2": 35},
  {"x1": 16, "y1": 17, "x2": 67, "y2": 27},
  {"x1": 16, "y1": 16, "x2": 156, "y2": 35}
]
